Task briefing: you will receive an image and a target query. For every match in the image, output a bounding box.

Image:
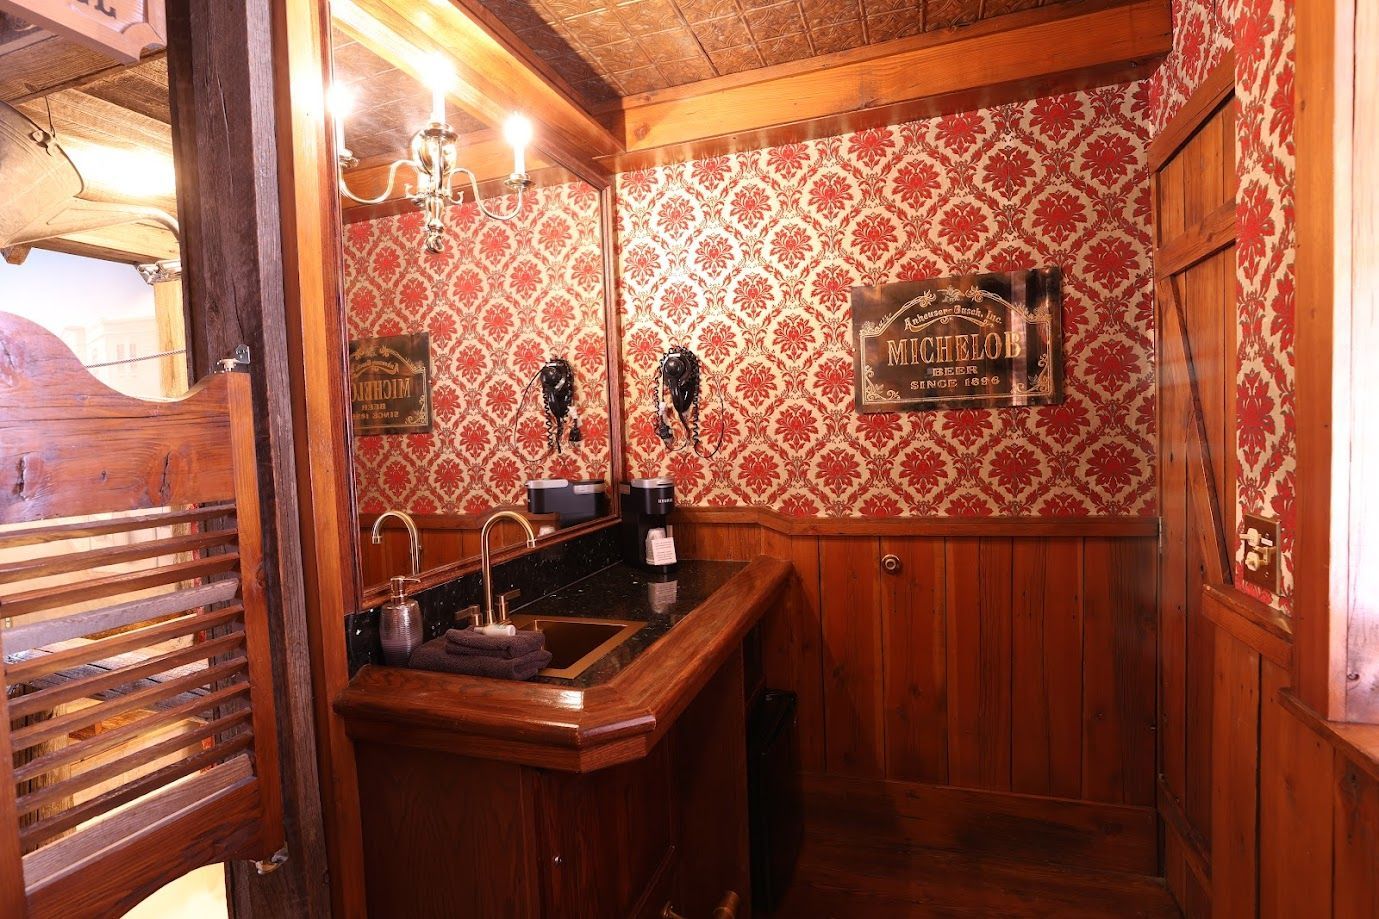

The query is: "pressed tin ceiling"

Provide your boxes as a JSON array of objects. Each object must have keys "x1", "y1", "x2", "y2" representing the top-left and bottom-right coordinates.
[
  {"x1": 480, "y1": 0, "x2": 1053, "y2": 103},
  {"x1": 331, "y1": 28, "x2": 489, "y2": 162}
]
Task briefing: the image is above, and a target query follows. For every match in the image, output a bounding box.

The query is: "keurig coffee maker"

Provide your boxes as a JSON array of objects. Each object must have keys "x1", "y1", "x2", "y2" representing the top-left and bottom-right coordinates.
[{"x1": 620, "y1": 477, "x2": 677, "y2": 573}]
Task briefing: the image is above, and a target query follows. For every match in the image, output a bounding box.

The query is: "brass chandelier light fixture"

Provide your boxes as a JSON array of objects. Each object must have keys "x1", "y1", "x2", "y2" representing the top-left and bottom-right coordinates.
[{"x1": 331, "y1": 54, "x2": 534, "y2": 253}]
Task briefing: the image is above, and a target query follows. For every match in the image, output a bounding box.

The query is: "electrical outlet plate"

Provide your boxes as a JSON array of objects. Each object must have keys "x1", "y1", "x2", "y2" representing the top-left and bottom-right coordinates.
[{"x1": 1241, "y1": 513, "x2": 1280, "y2": 592}]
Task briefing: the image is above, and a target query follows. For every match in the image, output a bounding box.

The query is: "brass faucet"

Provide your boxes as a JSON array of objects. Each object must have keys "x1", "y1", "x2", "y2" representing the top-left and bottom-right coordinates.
[
  {"x1": 478, "y1": 510, "x2": 538, "y2": 627},
  {"x1": 371, "y1": 510, "x2": 421, "y2": 577}
]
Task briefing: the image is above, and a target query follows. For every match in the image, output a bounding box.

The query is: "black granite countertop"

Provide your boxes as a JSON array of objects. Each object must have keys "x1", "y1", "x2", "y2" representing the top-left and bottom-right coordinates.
[{"x1": 510, "y1": 560, "x2": 748, "y2": 688}]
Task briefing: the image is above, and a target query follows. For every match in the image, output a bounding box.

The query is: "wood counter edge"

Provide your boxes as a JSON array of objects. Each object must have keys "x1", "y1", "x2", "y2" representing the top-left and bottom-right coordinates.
[{"x1": 332, "y1": 556, "x2": 791, "y2": 772}]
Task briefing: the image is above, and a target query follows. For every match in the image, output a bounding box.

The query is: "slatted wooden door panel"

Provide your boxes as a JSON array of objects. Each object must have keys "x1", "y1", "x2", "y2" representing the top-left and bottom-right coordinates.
[
  {"x1": 0, "y1": 313, "x2": 283, "y2": 918},
  {"x1": 1151, "y1": 56, "x2": 1239, "y2": 915}
]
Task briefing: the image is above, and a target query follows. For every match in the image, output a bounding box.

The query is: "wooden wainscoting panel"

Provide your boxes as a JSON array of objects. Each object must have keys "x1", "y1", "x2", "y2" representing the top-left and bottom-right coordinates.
[
  {"x1": 672, "y1": 511, "x2": 1158, "y2": 854},
  {"x1": 820, "y1": 536, "x2": 885, "y2": 778},
  {"x1": 1259, "y1": 662, "x2": 1333, "y2": 919},
  {"x1": 945, "y1": 537, "x2": 1015, "y2": 792},
  {"x1": 675, "y1": 521, "x2": 763, "y2": 562},
  {"x1": 1011, "y1": 537, "x2": 1083, "y2": 799},
  {"x1": 803, "y1": 772, "x2": 1158, "y2": 876},
  {"x1": 1081, "y1": 537, "x2": 1157, "y2": 806},
  {"x1": 1333, "y1": 754, "x2": 1379, "y2": 919},
  {"x1": 1209, "y1": 632, "x2": 1261, "y2": 919},
  {"x1": 759, "y1": 527, "x2": 827, "y2": 773},
  {"x1": 879, "y1": 536, "x2": 947, "y2": 785}
]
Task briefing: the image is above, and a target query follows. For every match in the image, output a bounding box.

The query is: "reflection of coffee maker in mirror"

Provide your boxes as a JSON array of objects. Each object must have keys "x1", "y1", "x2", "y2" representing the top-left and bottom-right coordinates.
[{"x1": 620, "y1": 478, "x2": 677, "y2": 574}]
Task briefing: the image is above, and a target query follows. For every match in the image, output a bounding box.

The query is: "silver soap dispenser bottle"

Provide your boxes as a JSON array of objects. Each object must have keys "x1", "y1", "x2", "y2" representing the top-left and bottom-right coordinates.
[{"x1": 380, "y1": 575, "x2": 422, "y2": 666}]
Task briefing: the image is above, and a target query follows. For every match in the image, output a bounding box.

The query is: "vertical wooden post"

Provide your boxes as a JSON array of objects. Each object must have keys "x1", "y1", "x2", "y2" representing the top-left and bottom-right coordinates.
[
  {"x1": 152, "y1": 279, "x2": 188, "y2": 397},
  {"x1": 165, "y1": 0, "x2": 332, "y2": 914}
]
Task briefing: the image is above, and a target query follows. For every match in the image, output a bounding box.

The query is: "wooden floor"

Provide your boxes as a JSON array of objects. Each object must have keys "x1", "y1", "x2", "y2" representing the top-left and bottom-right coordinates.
[{"x1": 775, "y1": 835, "x2": 1181, "y2": 918}]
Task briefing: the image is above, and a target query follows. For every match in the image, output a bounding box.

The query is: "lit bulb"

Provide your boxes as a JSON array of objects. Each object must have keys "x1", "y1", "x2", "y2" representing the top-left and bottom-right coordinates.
[
  {"x1": 420, "y1": 53, "x2": 455, "y2": 124},
  {"x1": 326, "y1": 84, "x2": 354, "y2": 152},
  {"x1": 504, "y1": 113, "x2": 533, "y2": 175},
  {"x1": 327, "y1": 83, "x2": 355, "y2": 119}
]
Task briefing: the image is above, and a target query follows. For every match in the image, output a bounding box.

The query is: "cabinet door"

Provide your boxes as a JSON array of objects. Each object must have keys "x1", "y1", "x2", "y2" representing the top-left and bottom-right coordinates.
[
  {"x1": 672, "y1": 649, "x2": 752, "y2": 918},
  {"x1": 533, "y1": 742, "x2": 674, "y2": 919}
]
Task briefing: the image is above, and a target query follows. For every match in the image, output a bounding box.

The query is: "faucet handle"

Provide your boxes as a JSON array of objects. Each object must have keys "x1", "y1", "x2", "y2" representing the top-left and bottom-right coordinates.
[
  {"x1": 454, "y1": 604, "x2": 481, "y2": 629},
  {"x1": 496, "y1": 589, "x2": 522, "y2": 623}
]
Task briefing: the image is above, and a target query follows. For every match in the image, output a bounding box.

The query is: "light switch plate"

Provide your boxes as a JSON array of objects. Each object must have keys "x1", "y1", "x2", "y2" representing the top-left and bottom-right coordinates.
[{"x1": 1241, "y1": 513, "x2": 1280, "y2": 592}]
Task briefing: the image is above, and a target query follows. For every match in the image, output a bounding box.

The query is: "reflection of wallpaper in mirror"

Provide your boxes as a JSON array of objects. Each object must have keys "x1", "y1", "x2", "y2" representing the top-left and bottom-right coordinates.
[{"x1": 343, "y1": 182, "x2": 611, "y2": 516}]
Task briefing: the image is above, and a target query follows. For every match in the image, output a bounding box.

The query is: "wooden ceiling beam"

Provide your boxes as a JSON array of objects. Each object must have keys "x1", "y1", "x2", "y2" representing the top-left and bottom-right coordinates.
[
  {"x1": 333, "y1": 0, "x2": 623, "y2": 176},
  {"x1": 602, "y1": 0, "x2": 1171, "y2": 170},
  {"x1": 33, "y1": 221, "x2": 177, "y2": 263}
]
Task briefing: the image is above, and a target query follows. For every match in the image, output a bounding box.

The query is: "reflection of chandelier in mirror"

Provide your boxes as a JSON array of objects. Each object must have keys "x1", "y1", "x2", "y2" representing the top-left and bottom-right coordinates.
[{"x1": 331, "y1": 54, "x2": 534, "y2": 253}]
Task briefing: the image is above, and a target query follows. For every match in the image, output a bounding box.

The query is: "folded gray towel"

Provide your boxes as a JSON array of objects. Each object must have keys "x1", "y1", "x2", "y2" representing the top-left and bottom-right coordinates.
[
  {"x1": 444, "y1": 626, "x2": 546, "y2": 659},
  {"x1": 410, "y1": 637, "x2": 551, "y2": 680}
]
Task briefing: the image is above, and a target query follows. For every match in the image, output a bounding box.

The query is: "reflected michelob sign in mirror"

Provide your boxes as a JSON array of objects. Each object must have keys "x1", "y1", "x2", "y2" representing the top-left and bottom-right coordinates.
[
  {"x1": 851, "y1": 266, "x2": 1064, "y2": 413},
  {"x1": 349, "y1": 333, "x2": 433, "y2": 435}
]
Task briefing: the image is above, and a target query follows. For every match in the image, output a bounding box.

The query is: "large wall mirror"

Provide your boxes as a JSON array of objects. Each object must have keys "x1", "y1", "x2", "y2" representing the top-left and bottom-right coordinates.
[{"x1": 328, "y1": 13, "x2": 619, "y2": 600}]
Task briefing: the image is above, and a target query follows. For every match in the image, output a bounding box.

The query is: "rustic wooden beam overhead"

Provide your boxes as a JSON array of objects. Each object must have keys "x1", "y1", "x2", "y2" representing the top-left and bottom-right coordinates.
[
  {"x1": 601, "y1": 0, "x2": 1171, "y2": 170},
  {"x1": 31, "y1": 223, "x2": 175, "y2": 263},
  {"x1": 333, "y1": 0, "x2": 623, "y2": 174}
]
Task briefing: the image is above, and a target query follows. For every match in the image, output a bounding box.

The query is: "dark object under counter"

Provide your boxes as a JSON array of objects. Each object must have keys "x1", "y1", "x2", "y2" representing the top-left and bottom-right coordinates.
[{"x1": 519, "y1": 560, "x2": 747, "y2": 688}]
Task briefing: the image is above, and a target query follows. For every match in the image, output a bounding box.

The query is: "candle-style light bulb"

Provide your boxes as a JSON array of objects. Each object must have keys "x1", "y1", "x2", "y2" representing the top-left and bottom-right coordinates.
[
  {"x1": 326, "y1": 83, "x2": 354, "y2": 154},
  {"x1": 421, "y1": 53, "x2": 455, "y2": 125},
  {"x1": 503, "y1": 113, "x2": 533, "y2": 176}
]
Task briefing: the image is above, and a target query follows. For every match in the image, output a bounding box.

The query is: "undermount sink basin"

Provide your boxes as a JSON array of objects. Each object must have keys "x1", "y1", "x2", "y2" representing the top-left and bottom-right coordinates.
[{"x1": 507, "y1": 614, "x2": 645, "y2": 679}]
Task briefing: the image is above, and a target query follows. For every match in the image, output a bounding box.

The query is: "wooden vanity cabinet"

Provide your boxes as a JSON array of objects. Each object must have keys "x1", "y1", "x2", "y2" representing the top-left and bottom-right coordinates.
[
  {"x1": 351, "y1": 647, "x2": 752, "y2": 919},
  {"x1": 341, "y1": 557, "x2": 789, "y2": 917}
]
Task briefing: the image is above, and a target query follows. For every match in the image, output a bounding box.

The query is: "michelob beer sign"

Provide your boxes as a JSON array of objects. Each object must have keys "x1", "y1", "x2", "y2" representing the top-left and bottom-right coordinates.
[
  {"x1": 349, "y1": 333, "x2": 433, "y2": 435},
  {"x1": 851, "y1": 267, "x2": 1064, "y2": 413}
]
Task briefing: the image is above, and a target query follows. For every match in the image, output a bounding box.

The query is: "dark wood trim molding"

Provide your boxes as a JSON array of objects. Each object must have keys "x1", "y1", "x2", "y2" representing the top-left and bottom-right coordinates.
[
  {"x1": 1202, "y1": 584, "x2": 1293, "y2": 669},
  {"x1": 1278, "y1": 689, "x2": 1379, "y2": 785},
  {"x1": 605, "y1": 0, "x2": 1171, "y2": 170},
  {"x1": 675, "y1": 506, "x2": 1159, "y2": 538}
]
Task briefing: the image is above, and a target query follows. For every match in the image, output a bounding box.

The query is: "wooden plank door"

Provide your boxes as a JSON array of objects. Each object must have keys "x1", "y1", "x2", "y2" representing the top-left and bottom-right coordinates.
[{"x1": 1151, "y1": 57, "x2": 1240, "y2": 917}]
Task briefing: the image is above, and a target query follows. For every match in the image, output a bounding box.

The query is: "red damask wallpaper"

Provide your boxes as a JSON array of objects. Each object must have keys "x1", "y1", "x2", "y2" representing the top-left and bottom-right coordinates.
[
  {"x1": 1151, "y1": 0, "x2": 1296, "y2": 611},
  {"x1": 616, "y1": 85, "x2": 1157, "y2": 518},
  {"x1": 343, "y1": 181, "x2": 612, "y2": 517}
]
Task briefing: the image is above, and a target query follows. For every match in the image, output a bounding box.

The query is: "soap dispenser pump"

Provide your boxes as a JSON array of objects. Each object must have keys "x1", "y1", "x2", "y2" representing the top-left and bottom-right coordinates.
[{"x1": 380, "y1": 576, "x2": 422, "y2": 666}]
